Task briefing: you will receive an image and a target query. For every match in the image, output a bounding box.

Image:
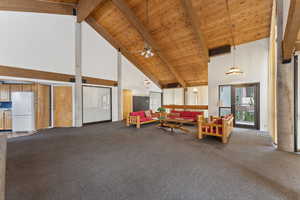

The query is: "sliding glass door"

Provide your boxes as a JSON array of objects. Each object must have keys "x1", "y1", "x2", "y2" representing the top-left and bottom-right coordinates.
[{"x1": 219, "y1": 83, "x2": 260, "y2": 129}]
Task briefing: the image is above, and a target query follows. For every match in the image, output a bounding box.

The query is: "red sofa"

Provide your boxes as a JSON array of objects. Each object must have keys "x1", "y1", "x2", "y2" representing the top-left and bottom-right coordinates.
[
  {"x1": 126, "y1": 110, "x2": 159, "y2": 128},
  {"x1": 168, "y1": 110, "x2": 204, "y2": 123}
]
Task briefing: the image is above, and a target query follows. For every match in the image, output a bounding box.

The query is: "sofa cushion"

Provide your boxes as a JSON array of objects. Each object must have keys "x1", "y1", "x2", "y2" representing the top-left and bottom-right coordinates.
[
  {"x1": 130, "y1": 111, "x2": 145, "y2": 118},
  {"x1": 182, "y1": 116, "x2": 195, "y2": 121},
  {"x1": 181, "y1": 111, "x2": 193, "y2": 117},
  {"x1": 171, "y1": 110, "x2": 181, "y2": 115}
]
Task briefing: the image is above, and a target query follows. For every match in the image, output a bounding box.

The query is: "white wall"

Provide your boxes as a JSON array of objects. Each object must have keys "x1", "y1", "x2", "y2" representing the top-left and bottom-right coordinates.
[
  {"x1": 82, "y1": 22, "x2": 117, "y2": 80},
  {"x1": 0, "y1": 11, "x2": 75, "y2": 74},
  {"x1": 0, "y1": 11, "x2": 161, "y2": 122},
  {"x1": 122, "y1": 56, "x2": 161, "y2": 96},
  {"x1": 208, "y1": 38, "x2": 269, "y2": 131},
  {"x1": 186, "y1": 86, "x2": 208, "y2": 105}
]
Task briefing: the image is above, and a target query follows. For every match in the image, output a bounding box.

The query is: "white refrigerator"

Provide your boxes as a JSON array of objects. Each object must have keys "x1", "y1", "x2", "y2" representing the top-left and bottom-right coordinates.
[{"x1": 11, "y1": 92, "x2": 35, "y2": 132}]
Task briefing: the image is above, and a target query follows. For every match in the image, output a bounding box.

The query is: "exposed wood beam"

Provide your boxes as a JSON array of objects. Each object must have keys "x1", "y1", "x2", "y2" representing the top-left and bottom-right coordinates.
[
  {"x1": 0, "y1": 0, "x2": 74, "y2": 15},
  {"x1": 283, "y1": 0, "x2": 300, "y2": 60},
  {"x1": 111, "y1": 0, "x2": 186, "y2": 87},
  {"x1": 0, "y1": 65, "x2": 117, "y2": 86},
  {"x1": 86, "y1": 16, "x2": 162, "y2": 88},
  {"x1": 77, "y1": 0, "x2": 106, "y2": 22},
  {"x1": 180, "y1": 0, "x2": 209, "y2": 63}
]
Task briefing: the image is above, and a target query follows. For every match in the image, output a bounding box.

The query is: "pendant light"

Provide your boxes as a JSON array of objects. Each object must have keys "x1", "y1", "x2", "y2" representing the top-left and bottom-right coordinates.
[{"x1": 225, "y1": 0, "x2": 243, "y2": 76}]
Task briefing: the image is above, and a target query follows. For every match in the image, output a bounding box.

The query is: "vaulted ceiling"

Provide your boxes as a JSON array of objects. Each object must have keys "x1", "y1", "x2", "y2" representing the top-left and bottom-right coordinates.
[{"x1": 0, "y1": 0, "x2": 273, "y2": 88}]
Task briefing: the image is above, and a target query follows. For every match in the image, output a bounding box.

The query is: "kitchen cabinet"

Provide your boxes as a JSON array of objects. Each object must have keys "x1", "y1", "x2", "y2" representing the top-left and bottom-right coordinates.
[
  {"x1": 4, "y1": 111, "x2": 12, "y2": 130},
  {"x1": 0, "y1": 111, "x2": 12, "y2": 130},
  {"x1": 0, "y1": 85, "x2": 10, "y2": 102}
]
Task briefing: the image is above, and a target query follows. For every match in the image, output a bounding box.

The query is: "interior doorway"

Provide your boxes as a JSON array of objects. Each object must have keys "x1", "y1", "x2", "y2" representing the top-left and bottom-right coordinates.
[
  {"x1": 53, "y1": 86, "x2": 73, "y2": 127},
  {"x1": 219, "y1": 83, "x2": 260, "y2": 129}
]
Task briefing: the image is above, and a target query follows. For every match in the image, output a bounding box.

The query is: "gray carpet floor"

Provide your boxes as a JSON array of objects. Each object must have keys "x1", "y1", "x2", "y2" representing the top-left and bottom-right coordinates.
[{"x1": 6, "y1": 122, "x2": 300, "y2": 200}]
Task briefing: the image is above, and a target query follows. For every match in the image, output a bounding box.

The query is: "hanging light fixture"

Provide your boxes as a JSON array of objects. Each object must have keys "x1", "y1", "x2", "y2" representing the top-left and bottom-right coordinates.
[
  {"x1": 225, "y1": 0, "x2": 243, "y2": 76},
  {"x1": 144, "y1": 79, "x2": 151, "y2": 89},
  {"x1": 140, "y1": 0, "x2": 154, "y2": 59}
]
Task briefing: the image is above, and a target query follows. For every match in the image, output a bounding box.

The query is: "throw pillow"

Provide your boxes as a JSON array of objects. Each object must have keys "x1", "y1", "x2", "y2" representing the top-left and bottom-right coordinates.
[{"x1": 144, "y1": 110, "x2": 152, "y2": 118}]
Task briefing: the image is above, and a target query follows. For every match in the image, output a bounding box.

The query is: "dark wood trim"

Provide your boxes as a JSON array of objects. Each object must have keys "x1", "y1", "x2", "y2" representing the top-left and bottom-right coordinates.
[
  {"x1": 0, "y1": 0, "x2": 75, "y2": 15},
  {"x1": 0, "y1": 65, "x2": 118, "y2": 86},
  {"x1": 83, "y1": 76, "x2": 117, "y2": 86},
  {"x1": 209, "y1": 45, "x2": 231, "y2": 57}
]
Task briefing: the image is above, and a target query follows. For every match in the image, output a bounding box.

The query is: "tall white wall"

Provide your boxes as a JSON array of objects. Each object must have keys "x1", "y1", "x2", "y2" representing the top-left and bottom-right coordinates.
[
  {"x1": 82, "y1": 21, "x2": 117, "y2": 80},
  {"x1": 0, "y1": 11, "x2": 75, "y2": 74},
  {"x1": 0, "y1": 11, "x2": 160, "y2": 122},
  {"x1": 208, "y1": 38, "x2": 269, "y2": 131}
]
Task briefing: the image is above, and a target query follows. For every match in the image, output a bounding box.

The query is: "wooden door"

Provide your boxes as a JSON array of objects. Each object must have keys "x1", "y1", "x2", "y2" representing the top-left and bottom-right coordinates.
[
  {"x1": 4, "y1": 111, "x2": 12, "y2": 130},
  {"x1": 0, "y1": 85, "x2": 10, "y2": 101},
  {"x1": 53, "y1": 86, "x2": 73, "y2": 127},
  {"x1": 123, "y1": 89, "x2": 133, "y2": 120},
  {"x1": 36, "y1": 84, "x2": 51, "y2": 130}
]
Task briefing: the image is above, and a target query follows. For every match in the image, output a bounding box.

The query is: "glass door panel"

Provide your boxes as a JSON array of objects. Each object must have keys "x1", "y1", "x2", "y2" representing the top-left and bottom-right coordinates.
[
  {"x1": 233, "y1": 84, "x2": 259, "y2": 129},
  {"x1": 219, "y1": 86, "x2": 232, "y2": 116}
]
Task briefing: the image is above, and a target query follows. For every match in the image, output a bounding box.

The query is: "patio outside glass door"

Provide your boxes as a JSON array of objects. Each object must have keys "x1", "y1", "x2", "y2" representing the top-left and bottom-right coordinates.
[{"x1": 232, "y1": 84, "x2": 259, "y2": 129}]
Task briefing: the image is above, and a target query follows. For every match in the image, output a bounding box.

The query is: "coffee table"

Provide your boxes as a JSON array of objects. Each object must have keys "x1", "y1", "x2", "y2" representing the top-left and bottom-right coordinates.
[{"x1": 156, "y1": 118, "x2": 193, "y2": 134}]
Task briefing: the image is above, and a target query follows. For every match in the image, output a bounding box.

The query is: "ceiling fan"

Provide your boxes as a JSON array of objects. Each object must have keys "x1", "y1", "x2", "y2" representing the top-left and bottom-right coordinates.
[{"x1": 140, "y1": 0, "x2": 154, "y2": 59}]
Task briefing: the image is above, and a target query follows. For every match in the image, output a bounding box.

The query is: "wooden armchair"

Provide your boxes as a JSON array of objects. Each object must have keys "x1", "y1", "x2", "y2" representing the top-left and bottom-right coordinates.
[{"x1": 197, "y1": 114, "x2": 234, "y2": 143}]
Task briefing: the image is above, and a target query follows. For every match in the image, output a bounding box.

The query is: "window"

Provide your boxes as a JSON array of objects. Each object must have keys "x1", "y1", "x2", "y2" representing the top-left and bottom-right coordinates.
[
  {"x1": 219, "y1": 85, "x2": 232, "y2": 116},
  {"x1": 150, "y1": 92, "x2": 161, "y2": 112},
  {"x1": 162, "y1": 88, "x2": 184, "y2": 105}
]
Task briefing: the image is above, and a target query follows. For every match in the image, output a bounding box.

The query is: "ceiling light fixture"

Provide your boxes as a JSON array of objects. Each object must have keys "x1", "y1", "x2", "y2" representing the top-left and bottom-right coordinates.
[
  {"x1": 140, "y1": 0, "x2": 154, "y2": 59},
  {"x1": 225, "y1": 0, "x2": 243, "y2": 76}
]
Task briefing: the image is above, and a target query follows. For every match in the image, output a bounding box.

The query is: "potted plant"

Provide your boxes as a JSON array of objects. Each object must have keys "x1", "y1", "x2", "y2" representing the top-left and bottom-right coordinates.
[{"x1": 157, "y1": 107, "x2": 167, "y2": 119}]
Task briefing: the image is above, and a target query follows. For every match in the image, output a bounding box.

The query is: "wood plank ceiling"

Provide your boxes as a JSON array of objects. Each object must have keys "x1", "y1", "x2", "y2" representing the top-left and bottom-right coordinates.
[{"x1": 0, "y1": 0, "x2": 273, "y2": 88}]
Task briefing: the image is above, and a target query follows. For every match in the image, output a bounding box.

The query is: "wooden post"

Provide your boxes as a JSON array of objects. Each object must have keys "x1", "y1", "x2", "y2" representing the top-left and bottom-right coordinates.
[
  {"x1": 117, "y1": 49, "x2": 123, "y2": 121},
  {"x1": 136, "y1": 116, "x2": 141, "y2": 128},
  {"x1": 197, "y1": 115, "x2": 203, "y2": 139},
  {"x1": 222, "y1": 119, "x2": 227, "y2": 144}
]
